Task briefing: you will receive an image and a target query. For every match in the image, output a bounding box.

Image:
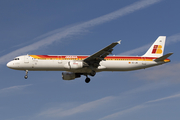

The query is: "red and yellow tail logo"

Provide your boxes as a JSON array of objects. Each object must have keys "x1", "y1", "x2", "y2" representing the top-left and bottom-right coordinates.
[{"x1": 152, "y1": 45, "x2": 162, "y2": 54}]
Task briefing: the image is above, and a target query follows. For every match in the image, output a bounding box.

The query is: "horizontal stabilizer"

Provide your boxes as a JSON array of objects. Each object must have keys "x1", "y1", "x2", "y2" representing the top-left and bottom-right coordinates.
[{"x1": 154, "y1": 53, "x2": 173, "y2": 62}]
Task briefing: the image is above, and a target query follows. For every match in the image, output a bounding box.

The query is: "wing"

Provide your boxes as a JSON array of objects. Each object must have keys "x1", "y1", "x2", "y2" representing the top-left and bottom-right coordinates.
[{"x1": 83, "y1": 40, "x2": 121, "y2": 68}]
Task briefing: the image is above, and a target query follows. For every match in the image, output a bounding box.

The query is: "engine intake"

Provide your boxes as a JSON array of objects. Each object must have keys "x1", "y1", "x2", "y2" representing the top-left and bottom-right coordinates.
[{"x1": 62, "y1": 72, "x2": 81, "y2": 80}]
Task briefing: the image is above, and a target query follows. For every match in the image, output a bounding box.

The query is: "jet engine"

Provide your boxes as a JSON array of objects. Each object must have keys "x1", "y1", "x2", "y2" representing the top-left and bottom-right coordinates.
[
  {"x1": 64, "y1": 61, "x2": 83, "y2": 69},
  {"x1": 62, "y1": 72, "x2": 81, "y2": 80}
]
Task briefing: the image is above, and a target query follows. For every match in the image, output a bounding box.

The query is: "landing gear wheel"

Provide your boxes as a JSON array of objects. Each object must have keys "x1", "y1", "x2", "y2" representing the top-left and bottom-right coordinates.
[
  {"x1": 85, "y1": 77, "x2": 90, "y2": 83},
  {"x1": 24, "y1": 75, "x2": 28, "y2": 79},
  {"x1": 24, "y1": 70, "x2": 28, "y2": 79}
]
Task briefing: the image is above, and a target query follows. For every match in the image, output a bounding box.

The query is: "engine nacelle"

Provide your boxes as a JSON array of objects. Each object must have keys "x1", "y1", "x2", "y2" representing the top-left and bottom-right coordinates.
[
  {"x1": 64, "y1": 61, "x2": 83, "y2": 69},
  {"x1": 62, "y1": 72, "x2": 81, "y2": 80}
]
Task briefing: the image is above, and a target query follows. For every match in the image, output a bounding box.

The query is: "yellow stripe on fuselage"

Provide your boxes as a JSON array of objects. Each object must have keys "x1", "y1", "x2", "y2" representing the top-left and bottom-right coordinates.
[{"x1": 29, "y1": 55, "x2": 41, "y2": 59}]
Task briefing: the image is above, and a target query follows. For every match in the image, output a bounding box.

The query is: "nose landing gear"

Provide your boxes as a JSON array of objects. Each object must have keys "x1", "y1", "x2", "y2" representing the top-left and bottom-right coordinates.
[{"x1": 24, "y1": 70, "x2": 28, "y2": 79}]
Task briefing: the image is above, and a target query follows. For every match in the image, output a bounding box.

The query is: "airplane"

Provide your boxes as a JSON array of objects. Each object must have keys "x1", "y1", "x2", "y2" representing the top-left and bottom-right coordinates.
[{"x1": 7, "y1": 36, "x2": 173, "y2": 83}]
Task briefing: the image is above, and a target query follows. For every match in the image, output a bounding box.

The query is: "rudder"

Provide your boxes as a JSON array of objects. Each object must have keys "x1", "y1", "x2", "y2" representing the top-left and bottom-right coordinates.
[{"x1": 142, "y1": 36, "x2": 166, "y2": 57}]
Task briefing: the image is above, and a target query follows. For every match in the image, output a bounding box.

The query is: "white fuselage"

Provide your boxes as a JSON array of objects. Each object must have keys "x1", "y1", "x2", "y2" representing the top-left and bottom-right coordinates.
[{"x1": 7, "y1": 55, "x2": 168, "y2": 73}]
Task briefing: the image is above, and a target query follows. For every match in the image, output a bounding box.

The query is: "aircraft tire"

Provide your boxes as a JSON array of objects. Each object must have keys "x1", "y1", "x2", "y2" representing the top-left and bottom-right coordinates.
[
  {"x1": 24, "y1": 75, "x2": 28, "y2": 79},
  {"x1": 85, "y1": 77, "x2": 90, "y2": 83}
]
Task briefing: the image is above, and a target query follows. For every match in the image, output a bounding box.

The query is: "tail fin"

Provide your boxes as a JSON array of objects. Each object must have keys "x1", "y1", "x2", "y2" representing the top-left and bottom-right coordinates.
[{"x1": 142, "y1": 36, "x2": 166, "y2": 57}]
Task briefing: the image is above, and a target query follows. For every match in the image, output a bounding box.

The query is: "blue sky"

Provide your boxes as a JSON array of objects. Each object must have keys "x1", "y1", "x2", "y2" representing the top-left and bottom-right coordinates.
[{"x1": 1, "y1": 0, "x2": 180, "y2": 120}]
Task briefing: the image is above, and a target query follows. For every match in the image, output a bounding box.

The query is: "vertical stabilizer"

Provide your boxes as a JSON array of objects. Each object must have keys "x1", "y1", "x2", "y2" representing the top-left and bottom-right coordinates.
[{"x1": 142, "y1": 36, "x2": 166, "y2": 57}]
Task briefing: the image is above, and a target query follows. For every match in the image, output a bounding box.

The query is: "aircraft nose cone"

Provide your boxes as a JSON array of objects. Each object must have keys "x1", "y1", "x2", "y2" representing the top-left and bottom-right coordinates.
[{"x1": 7, "y1": 61, "x2": 13, "y2": 68}]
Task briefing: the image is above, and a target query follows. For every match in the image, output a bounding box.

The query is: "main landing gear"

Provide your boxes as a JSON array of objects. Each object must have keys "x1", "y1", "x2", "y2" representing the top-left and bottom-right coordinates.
[
  {"x1": 24, "y1": 70, "x2": 28, "y2": 79},
  {"x1": 85, "y1": 76, "x2": 90, "y2": 83},
  {"x1": 85, "y1": 70, "x2": 96, "y2": 83}
]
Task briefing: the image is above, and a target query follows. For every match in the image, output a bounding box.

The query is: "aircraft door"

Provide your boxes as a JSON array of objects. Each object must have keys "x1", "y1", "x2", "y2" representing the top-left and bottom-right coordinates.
[
  {"x1": 32, "y1": 58, "x2": 38, "y2": 68},
  {"x1": 24, "y1": 55, "x2": 29, "y2": 63},
  {"x1": 142, "y1": 57, "x2": 146, "y2": 66},
  {"x1": 58, "y1": 56, "x2": 62, "y2": 64}
]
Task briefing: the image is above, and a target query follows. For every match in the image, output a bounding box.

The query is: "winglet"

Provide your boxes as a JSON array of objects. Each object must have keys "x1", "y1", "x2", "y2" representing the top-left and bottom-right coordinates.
[{"x1": 117, "y1": 40, "x2": 121, "y2": 44}]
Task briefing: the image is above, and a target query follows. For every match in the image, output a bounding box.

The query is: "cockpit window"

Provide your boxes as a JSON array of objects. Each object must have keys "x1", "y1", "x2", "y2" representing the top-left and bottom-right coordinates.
[{"x1": 14, "y1": 58, "x2": 19, "y2": 60}]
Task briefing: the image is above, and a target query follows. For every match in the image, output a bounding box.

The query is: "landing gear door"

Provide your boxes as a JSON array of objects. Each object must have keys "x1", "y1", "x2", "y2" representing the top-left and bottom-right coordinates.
[{"x1": 24, "y1": 55, "x2": 29, "y2": 63}]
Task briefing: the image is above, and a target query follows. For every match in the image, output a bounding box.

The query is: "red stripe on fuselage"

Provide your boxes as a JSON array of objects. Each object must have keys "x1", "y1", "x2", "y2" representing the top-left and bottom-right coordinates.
[{"x1": 32, "y1": 55, "x2": 170, "y2": 61}]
